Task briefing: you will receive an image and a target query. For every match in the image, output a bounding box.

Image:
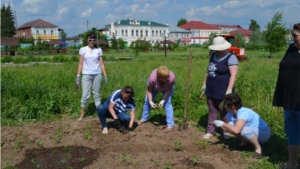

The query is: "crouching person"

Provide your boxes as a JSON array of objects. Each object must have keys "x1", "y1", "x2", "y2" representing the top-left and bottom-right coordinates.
[
  {"x1": 212, "y1": 93, "x2": 270, "y2": 159},
  {"x1": 97, "y1": 86, "x2": 135, "y2": 134}
]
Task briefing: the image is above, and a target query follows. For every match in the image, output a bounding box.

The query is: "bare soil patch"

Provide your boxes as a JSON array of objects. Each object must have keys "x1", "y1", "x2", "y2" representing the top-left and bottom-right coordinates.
[{"x1": 1, "y1": 117, "x2": 256, "y2": 169}]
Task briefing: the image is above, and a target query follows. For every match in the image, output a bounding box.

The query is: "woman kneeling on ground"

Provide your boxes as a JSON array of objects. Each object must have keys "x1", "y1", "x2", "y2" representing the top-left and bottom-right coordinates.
[{"x1": 212, "y1": 93, "x2": 270, "y2": 159}]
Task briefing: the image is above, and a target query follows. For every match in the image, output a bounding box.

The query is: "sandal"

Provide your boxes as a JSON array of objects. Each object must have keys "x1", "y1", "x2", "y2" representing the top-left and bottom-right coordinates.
[
  {"x1": 166, "y1": 126, "x2": 174, "y2": 131},
  {"x1": 137, "y1": 120, "x2": 145, "y2": 125},
  {"x1": 77, "y1": 117, "x2": 83, "y2": 121},
  {"x1": 102, "y1": 127, "x2": 108, "y2": 134}
]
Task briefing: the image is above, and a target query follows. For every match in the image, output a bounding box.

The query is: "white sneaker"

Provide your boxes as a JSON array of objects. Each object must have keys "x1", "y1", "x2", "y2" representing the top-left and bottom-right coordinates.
[
  {"x1": 224, "y1": 133, "x2": 230, "y2": 139},
  {"x1": 203, "y1": 133, "x2": 213, "y2": 139}
]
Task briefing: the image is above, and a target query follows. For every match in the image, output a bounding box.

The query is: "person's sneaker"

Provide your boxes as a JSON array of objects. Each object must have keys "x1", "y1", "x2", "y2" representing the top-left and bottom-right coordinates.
[
  {"x1": 223, "y1": 133, "x2": 231, "y2": 139},
  {"x1": 203, "y1": 133, "x2": 213, "y2": 139}
]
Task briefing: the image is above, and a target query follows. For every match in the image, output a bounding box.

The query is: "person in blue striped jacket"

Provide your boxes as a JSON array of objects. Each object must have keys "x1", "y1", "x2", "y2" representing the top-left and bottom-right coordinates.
[{"x1": 97, "y1": 86, "x2": 136, "y2": 134}]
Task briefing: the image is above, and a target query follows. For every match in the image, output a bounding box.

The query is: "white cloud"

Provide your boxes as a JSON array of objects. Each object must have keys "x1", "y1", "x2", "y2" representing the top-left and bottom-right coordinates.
[
  {"x1": 81, "y1": 8, "x2": 92, "y2": 17},
  {"x1": 58, "y1": 7, "x2": 69, "y2": 15},
  {"x1": 114, "y1": 0, "x2": 122, "y2": 4},
  {"x1": 144, "y1": 3, "x2": 150, "y2": 8},
  {"x1": 131, "y1": 4, "x2": 139, "y2": 12},
  {"x1": 95, "y1": 0, "x2": 108, "y2": 7}
]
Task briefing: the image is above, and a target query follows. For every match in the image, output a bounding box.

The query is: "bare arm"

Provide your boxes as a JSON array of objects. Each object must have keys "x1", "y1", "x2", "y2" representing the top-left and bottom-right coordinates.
[
  {"x1": 129, "y1": 110, "x2": 135, "y2": 128},
  {"x1": 77, "y1": 55, "x2": 84, "y2": 75},
  {"x1": 147, "y1": 87, "x2": 153, "y2": 103},
  {"x1": 108, "y1": 102, "x2": 118, "y2": 119},
  {"x1": 99, "y1": 57, "x2": 107, "y2": 77},
  {"x1": 222, "y1": 119, "x2": 246, "y2": 135},
  {"x1": 227, "y1": 65, "x2": 238, "y2": 90}
]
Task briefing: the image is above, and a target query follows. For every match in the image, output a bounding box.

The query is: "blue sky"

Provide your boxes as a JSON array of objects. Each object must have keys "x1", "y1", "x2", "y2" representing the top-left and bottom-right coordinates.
[{"x1": 2, "y1": 0, "x2": 299, "y2": 37}]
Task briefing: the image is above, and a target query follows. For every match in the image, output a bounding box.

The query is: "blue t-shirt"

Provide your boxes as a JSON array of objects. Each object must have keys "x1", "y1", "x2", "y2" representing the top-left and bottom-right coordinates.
[
  {"x1": 227, "y1": 107, "x2": 269, "y2": 130},
  {"x1": 104, "y1": 89, "x2": 135, "y2": 114}
]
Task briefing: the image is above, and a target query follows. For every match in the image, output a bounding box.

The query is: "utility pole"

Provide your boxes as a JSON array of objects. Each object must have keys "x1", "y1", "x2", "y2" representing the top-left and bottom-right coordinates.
[{"x1": 87, "y1": 20, "x2": 89, "y2": 30}]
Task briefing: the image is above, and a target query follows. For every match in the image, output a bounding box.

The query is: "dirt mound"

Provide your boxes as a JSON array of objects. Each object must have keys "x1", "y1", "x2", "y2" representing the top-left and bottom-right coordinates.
[{"x1": 1, "y1": 117, "x2": 254, "y2": 169}]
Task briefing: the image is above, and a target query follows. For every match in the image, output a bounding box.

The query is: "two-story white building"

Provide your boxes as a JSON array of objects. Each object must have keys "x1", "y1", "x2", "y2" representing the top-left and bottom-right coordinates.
[
  {"x1": 16, "y1": 19, "x2": 62, "y2": 42},
  {"x1": 103, "y1": 19, "x2": 169, "y2": 46}
]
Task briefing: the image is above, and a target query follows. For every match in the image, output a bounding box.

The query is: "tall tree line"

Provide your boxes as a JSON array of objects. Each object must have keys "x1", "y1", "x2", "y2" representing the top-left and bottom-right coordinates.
[{"x1": 1, "y1": 3, "x2": 16, "y2": 37}]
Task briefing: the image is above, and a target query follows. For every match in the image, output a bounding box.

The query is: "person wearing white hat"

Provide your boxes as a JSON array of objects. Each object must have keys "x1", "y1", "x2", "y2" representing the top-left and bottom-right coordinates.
[{"x1": 201, "y1": 36, "x2": 239, "y2": 139}]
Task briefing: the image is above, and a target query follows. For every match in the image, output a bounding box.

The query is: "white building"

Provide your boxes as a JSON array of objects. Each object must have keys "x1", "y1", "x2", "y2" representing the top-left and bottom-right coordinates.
[
  {"x1": 168, "y1": 26, "x2": 192, "y2": 45},
  {"x1": 103, "y1": 19, "x2": 169, "y2": 47}
]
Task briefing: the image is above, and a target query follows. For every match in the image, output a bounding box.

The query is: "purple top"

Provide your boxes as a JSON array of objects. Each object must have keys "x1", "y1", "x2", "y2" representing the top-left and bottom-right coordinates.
[{"x1": 147, "y1": 69, "x2": 176, "y2": 92}]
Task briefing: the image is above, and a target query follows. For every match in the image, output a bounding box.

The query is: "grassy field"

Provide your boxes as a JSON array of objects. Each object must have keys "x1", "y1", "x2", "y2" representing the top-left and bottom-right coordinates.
[{"x1": 1, "y1": 48, "x2": 290, "y2": 168}]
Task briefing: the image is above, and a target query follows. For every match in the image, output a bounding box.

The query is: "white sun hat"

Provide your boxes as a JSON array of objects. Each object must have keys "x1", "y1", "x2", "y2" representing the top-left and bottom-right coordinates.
[{"x1": 208, "y1": 36, "x2": 232, "y2": 51}]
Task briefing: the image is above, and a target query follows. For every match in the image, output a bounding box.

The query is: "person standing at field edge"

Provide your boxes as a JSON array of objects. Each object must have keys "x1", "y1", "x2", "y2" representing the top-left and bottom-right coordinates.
[
  {"x1": 137, "y1": 66, "x2": 176, "y2": 131},
  {"x1": 97, "y1": 86, "x2": 136, "y2": 134},
  {"x1": 273, "y1": 23, "x2": 300, "y2": 169},
  {"x1": 76, "y1": 33, "x2": 108, "y2": 121},
  {"x1": 201, "y1": 36, "x2": 238, "y2": 139}
]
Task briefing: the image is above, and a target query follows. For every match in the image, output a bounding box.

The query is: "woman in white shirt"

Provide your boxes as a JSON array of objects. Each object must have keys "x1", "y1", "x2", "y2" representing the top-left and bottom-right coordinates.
[{"x1": 76, "y1": 33, "x2": 108, "y2": 121}]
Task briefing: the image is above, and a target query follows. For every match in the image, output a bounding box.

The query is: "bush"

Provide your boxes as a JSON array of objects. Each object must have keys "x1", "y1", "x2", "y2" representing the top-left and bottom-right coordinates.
[
  {"x1": 1, "y1": 56, "x2": 13, "y2": 63},
  {"x1": 52, "y1": 54, "x2": 68, "y2": 63}
]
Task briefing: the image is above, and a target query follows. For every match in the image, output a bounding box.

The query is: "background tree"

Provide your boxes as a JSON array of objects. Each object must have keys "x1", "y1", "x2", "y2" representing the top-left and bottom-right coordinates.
[
  {"x1": 81, "y1": 27, "x2": 98, "y2": 46},
  {"x1": 249, "y1": 19, "x2": 260, "y2": 32},
  {"x1": 264, "y1": 12, "x2": 289, "y2": 57},
  {"x1": 59, "y1": 30, "x2": 67, "y2": 40},
  {"x1": 246, "y1": 30, "x2": 266, "y2": 50},
  {"x1": 235, "y1": 31, "x2": 246, "y2": 48},
  {"x1": 177, "y1": 18, "x2": 187, "y2": 26},
  {"x1": 118, "y1": 38, "x2": 125, "y2": 49},
  {"x1": 110, "y1": 34, "x2": 118, "y2": 49},
  {"x1": 1, "y1": 4, "x2": 16, "y2": 37}
]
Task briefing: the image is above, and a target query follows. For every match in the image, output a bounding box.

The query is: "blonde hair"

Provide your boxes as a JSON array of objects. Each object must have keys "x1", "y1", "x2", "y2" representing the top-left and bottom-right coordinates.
[{"x1": 157, "y1": 66, "x2": 170, "y2": 78}]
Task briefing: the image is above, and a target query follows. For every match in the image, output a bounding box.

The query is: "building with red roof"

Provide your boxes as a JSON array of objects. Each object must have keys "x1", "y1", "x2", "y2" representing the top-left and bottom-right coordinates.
[
  {"x1": 179, "y1": 21, "x2": 222, "y2": 44},
  {"x1": 16, "y1": 19, "x2": 63, "y2": 42}
]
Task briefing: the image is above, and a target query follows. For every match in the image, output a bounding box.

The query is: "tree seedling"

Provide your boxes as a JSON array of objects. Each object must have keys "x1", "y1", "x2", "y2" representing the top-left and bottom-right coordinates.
[
  {"x1": 35, "y1": 140, "x2": 43, "y2": 148},
  {"x1": 164, "y1": 162, "x2": 171, "y2": 169},
  {"x1": 63, "y1": 146, "x2": 70, "y2": 152},
  {"x1": 83, "y1": 125, "x2": 93, "y2": 141},
  {"x1": 193, "y1": 156, "x2": 199, "y2": 166},
  {"x1": 37, "y1": 164, "x2": 42, "y2": 168},
  {"x1": 195, "y1": 140, "x2": 209, "y2": 149},
  {"x1": 60, "y1": 160, "x2": 66, "y2": 165},
  {"x1": 31, "y1": 158, "x2": 36, "y2": 164},
  {"x1": 52, "y1": 149, "x2": 59, "y2": 155},
  {"x1": 120, "y1": 154, "x2": 132, "y2": 164},
  {"x1": 80, "y1": 157, "x2": 85, "y2": 163},
  {"x1": 174, "y1": 140, "x2": 183, "y2": 151}
]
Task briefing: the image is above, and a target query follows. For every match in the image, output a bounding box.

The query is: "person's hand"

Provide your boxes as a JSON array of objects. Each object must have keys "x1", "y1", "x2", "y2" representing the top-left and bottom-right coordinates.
[
  {"x1": 226, "y1": 89, "x2": 232, "y2": 95},
  {"x1": 158, "y1": 100, "x2": 165, "y2": 108},
  {"x1": 201, "y1": 85, "x2": 206, "y2": 92},
  {"x1": 114, "y1": 119, "x2": 121, "y2": 127},
  {"x1": 104, "y1": 76, "x2": 108, "y2": 84},
  {"x1": 76, "y1": 75, "x2": 80, "y2": 84},
  {"x1": 213, "y1": 120, "x2": 224, "y2": 127},
  {"x1": 149, "y1": 101, "x2": 157, "y2": 108}
]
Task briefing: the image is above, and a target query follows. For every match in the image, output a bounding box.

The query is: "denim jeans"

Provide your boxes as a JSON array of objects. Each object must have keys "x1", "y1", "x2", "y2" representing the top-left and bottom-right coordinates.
[
  {"x1": 141, "y1": 86, "x2": 174, "y2": 126},
  {"x1": 97, "y1": 104, "x2": 131, "y2": 128},
  {"x1": 81, "y1": 74, "x2": 102, "y2": 108},
  {"x1": 228, "y1": 122, "x2": 270, "y2": 144}
]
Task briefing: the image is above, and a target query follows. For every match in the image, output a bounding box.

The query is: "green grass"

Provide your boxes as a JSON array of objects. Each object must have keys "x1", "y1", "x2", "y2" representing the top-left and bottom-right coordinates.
[{"x1": 1, "y1": 47, "x2": 289, "y2": 168}]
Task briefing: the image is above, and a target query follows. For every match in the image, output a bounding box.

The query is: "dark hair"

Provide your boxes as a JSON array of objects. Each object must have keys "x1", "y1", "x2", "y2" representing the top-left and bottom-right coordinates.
[
  {"x1": 87, "y1": 33, "x2": 96, "y2": 39},
  {"x1": 224, "y1": 93, "x2": 243, "y2": 109},
  {"x1": 122, "y1": 86, "x2": 134, "y2": 97},
  {"x1": 293, "y1": 23, "x2": 300, "y2": 32}
]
